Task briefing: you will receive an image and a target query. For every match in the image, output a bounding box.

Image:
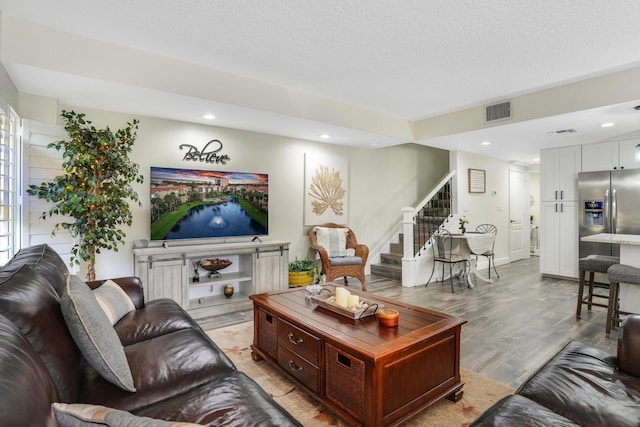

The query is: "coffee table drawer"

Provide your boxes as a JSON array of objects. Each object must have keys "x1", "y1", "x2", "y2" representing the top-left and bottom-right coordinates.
[
  {"x1": 257, "y1": 308, "x2": 278, "y2": 360},
  {"x1": 278, "y1": 345, "x2": 319, "y2": 393},
  {"x1": 278, "y1": 320, "x2": 320, "y2": 365},
  {"x1": 326, "y1": 343, "x2": 365, "y2": 419}
]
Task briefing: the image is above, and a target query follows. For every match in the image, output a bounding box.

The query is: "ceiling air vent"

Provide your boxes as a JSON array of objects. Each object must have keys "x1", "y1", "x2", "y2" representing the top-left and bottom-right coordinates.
[
  {"x1": 547, "y1": 128, "x2": 577, "y2": 136},
  {"x1": 485, "y1": 101, "x2": 511, "y2": 122}
]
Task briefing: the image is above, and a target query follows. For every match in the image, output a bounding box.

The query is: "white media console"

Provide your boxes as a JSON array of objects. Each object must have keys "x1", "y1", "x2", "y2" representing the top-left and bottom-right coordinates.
[{"x1": 133, "y1": 240, "x2": 289, "y2": 319}]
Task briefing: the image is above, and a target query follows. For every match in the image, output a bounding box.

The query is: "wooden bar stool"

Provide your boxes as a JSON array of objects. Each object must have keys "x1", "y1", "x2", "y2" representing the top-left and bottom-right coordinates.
[
  {"x1": 607, "y1": 264, "x2": 640, "y2": 335},
  {"x1": 576, "y1": 255, "x2": 619, "y2": 329}
]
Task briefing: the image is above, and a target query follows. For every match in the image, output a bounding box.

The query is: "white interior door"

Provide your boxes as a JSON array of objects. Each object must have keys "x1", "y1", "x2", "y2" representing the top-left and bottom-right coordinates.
[{"x1": 509, "y1": 169, "x2": 529, "y2": 262}]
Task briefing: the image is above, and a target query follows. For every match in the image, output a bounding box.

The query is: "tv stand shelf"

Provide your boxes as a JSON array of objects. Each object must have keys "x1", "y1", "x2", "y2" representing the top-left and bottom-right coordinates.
[
  {"x1": 133, "y1": 240, "x2": 289, "y2": 319},
  {"x1": 190, "y1": 271, "x2": 253, "y2": 287}
]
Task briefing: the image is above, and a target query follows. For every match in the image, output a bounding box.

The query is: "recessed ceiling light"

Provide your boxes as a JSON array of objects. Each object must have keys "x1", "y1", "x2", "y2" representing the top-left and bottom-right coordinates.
[
  {"x1": 481, "y1": 141, "x2": 491, "y2": 146},
  {"x1": 533, "y1": 158, "x2": 540, "y2": 162},
  {"x1": 600, "y1": 122, "x2": 615, "y2": 128},
  {"x1": 320, "y1": 134, "x2": 331, "y2": 139},
  {"x1": 203, "y1": 114, "x2": 216, "y2": 120}
]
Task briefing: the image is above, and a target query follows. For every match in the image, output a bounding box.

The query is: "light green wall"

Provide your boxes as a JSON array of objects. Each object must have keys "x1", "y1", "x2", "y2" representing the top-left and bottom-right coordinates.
[{"x1": 30, "y1": 104, "x2": 449, "y2": 278}]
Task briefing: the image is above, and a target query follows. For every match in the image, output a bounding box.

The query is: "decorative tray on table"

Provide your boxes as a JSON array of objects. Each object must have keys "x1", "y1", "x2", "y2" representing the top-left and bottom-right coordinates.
[{"x1": 311, "y1": 292, "x2": 383, "y2": 319}]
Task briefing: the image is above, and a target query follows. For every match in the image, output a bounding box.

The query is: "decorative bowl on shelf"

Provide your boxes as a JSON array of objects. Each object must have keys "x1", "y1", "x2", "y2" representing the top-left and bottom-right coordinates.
[{"x1": 198, "y1": 258, "x2": 232, "y2": 273}]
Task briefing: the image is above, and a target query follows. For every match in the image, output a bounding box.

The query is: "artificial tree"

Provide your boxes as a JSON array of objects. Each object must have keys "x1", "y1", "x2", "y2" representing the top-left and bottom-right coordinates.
[{"x1": 27, "y1": 110, "x2": 143, "y2": 281}]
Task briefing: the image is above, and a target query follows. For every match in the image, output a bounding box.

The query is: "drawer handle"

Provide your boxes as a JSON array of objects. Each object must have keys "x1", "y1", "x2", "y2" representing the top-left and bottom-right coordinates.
[
  {"x1": 287, "y1": 360, "x2": 303, "y2": 372},
  {"x1": 288, "y1": 332, "x2": 303, "y2": 345}
]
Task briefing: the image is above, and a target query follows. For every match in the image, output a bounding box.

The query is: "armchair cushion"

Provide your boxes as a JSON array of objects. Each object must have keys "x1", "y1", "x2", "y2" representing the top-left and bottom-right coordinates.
[
  {"x1": 313, "y1": 226, "x2": 349, "y2": 257},
  {"x1": 61, "y1": 274, "x2": 136, "y2": 392},
  {"x1": 329, "y1": 256, "x2": 362, "y2": 266}
]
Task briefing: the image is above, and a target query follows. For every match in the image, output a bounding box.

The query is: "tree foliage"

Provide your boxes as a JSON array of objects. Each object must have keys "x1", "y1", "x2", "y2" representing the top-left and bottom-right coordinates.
[{"x1": 27, "y1": 110, "x2": 144, "y2": 280}]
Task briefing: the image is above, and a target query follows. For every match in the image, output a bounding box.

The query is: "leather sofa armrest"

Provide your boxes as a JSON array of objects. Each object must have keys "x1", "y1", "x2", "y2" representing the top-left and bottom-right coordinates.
[
  {"x1": 618, "y1": 314, "x2": 640, "y2": 377},
  {"x1": 86, "y1": 277, "x2": 145, "y2": 309}
]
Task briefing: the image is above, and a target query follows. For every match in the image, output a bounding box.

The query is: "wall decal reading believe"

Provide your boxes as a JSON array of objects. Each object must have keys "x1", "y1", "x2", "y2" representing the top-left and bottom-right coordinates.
[{"x1": 180, "y1": 139, "x2": 230, "y2": 164}]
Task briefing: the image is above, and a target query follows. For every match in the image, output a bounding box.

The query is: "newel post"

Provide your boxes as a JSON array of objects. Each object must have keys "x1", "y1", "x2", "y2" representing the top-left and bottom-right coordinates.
[{"x1": 402, "y1": 206, "x2": 417, "y2": 287}]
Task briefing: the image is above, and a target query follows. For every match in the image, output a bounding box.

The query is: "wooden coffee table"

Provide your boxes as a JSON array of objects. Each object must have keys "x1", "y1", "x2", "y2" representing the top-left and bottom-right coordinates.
[{"x1": 249, "y1": 284, "x2": 467, "y2": 427}]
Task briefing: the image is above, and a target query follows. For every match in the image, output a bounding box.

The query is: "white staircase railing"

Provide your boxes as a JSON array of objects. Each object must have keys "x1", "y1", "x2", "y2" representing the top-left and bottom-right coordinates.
[{"x1": 401, "y1": 170, "x2": 456, "y2": 287}]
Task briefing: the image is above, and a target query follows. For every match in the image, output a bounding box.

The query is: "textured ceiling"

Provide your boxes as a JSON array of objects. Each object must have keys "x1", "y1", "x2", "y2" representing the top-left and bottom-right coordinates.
[{"x1": 1, "y1": 0, "x2": 640, "y2": 164}]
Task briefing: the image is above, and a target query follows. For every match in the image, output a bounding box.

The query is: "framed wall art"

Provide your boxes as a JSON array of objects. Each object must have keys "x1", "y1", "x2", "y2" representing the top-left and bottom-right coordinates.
[
  {"x1": 468, "y1": 168, "x2": 486, "y2": 193},
  {"x1": 304, "y1": 153, "x2": 349, "y2": 225}
]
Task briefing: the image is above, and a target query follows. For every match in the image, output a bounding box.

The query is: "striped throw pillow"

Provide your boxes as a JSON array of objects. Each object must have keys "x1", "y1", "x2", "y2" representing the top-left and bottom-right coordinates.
[
  {"x1": 314, "y1": 227, "x2": 349, "y2": 257},
  {"x1": 93, "y1": 280, "x2": 135, "y2": 325}
]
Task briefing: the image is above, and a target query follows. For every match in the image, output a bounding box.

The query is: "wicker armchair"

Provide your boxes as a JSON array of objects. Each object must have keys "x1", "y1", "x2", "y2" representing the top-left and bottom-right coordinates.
[{"x1": 309, "y1": 223, "x2": 369, "y2": 291}]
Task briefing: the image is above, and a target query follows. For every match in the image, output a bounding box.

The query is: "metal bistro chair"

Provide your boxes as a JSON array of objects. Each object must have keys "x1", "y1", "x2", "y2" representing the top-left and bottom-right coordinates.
[
  {"x1": 426, "y1": 228, "x2": 470, "y2": 293},
  {"x1": 475, "y1": 224, "x2": 499, "y2": 279}
]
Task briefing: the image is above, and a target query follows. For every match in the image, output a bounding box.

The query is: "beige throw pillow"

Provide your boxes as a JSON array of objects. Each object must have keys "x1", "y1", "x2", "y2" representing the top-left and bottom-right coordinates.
[
  {"x1": 93, "y1": 279, "x2": 135, "y2": 325},
  {"x1": 314, "y1": 226, "x2": 349, "y2": 257}
]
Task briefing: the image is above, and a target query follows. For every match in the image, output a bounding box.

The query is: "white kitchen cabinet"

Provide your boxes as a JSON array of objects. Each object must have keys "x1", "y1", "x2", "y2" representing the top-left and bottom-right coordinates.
[
  {"x1": 581, "y1": 141, "x2": 619, "y2": 172},
  {"x1": 540, "y1": 201, "x2": 578, "y2": 278},
  {"x1": 582, "y1": 138, "x2": 640, "y2": 171},
  {"x1": 133, "y1": 240, "x2": 289, "y2": 319},
  {"x1": 618, "y1": 138, "x2": 640, "y2": 170},
  {"x1": 540, "y1": 146, "x2": 581, "y2": 202}
]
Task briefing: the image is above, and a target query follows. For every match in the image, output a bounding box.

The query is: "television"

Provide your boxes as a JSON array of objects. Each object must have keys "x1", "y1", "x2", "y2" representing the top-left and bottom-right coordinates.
[{"x1": 150, "y1": 166, "x2": 268, "y2": 241}]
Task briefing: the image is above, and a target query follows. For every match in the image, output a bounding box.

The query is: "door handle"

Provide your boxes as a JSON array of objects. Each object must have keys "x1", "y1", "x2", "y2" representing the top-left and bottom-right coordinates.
[
  {"x1": 555, "y1": 203, "x2": 558, "y2": 213},
  {"x1": 604, "y1": 189, "x2": 610, "y2": 233},
  {"x1": 560, "y1": 203, "x2": 564, "y2": 213},
  {"x1": 612, "y1": 188, "x2": 617, "y2": 233}
]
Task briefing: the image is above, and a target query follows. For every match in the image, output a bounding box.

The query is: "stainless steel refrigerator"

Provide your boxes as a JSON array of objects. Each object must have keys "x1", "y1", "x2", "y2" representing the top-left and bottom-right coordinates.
[{"x1": 578, "y1": 169, "x2": 640, "y2": 261}]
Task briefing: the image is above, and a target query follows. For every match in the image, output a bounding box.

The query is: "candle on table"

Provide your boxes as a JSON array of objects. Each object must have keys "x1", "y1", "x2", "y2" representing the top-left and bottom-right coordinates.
[
  {"x1": 335, "y1": 287, "x2": 349, "y2": 307},
  {"x1": 347, "y1": 294, "x2": 359, "y2": 307}
]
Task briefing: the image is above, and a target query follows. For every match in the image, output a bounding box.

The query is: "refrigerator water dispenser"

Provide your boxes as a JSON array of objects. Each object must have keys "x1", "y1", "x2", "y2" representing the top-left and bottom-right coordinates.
[
  {"x1": 583, "y1": 211, "x2": 604, "y2": 226},
  {"x1": 583, "y1": 200, "x2": 604, "y2": 226}
]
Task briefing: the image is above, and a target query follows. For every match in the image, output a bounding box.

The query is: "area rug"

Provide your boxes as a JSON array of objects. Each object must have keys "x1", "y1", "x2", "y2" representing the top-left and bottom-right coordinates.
[{"x1": 206, "y1": 322, "x2": 514, "y2": 427}]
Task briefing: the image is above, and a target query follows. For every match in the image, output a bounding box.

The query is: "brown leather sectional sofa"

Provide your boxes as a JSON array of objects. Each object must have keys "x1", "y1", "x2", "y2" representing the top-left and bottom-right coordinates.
[
  {"x1": 0, "y1": 244, "x2": 301, "y2": 426},
  {"x1": 471, "y1": 315, "x2": 640, "y2": 426}
]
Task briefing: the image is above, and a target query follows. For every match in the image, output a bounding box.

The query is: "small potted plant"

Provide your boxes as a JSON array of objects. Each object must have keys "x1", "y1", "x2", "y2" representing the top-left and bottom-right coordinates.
[
  {"x1": 288, "y1": 258, "x2": 320, "y2": 287},
  {"x1": 459, "y1": 216, "x2": 470, "y2": 234}
]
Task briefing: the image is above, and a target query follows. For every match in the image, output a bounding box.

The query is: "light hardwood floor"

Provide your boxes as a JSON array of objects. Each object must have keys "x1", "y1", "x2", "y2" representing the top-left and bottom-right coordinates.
[{"x1": 198, "y1": 256, "x2": 619, "y2": 389}]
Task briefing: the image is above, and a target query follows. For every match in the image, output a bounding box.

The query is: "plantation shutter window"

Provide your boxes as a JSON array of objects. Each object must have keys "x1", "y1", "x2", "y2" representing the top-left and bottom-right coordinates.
[{"x1": 0, "y1": 107, "x2": 21, "y2": 266}]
